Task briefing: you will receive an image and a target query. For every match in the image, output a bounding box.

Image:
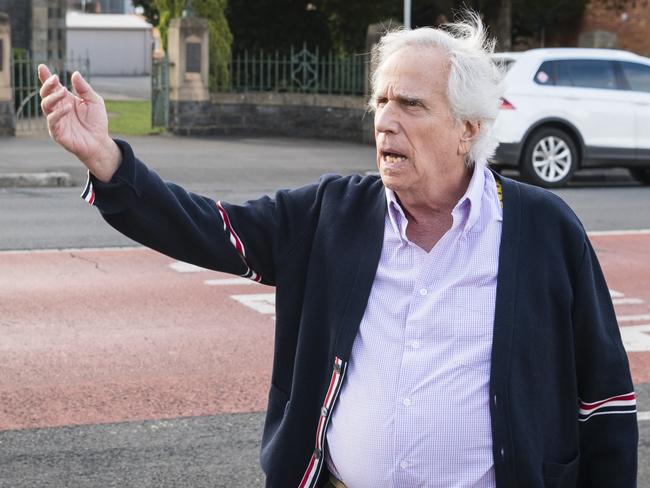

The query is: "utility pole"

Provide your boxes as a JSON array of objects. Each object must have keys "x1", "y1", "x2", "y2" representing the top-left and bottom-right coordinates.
[{"x1": 404, "y1": 0, "x2": 411, "y2": 29}]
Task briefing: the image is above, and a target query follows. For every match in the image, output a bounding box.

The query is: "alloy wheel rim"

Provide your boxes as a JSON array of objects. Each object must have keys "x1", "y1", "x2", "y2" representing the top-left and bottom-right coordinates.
[{"x1": 532, "y1": 136, "x2": 572, "y2": 183}]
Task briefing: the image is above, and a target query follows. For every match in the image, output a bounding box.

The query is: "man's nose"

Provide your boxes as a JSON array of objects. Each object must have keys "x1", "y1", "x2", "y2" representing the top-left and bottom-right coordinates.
[{"x1": 374, "y1": 103, "x2": 399, "y2": 134}]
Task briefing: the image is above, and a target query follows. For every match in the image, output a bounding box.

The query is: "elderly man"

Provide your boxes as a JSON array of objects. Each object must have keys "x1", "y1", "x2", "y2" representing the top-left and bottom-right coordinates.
[{"x1": 39, "y1": 15, "x2": 636, "y2": 488}]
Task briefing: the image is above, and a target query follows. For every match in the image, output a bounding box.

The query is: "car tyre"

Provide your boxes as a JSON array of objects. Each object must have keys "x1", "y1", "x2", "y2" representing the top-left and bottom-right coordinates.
[
  {"x1": 630, "y1": 168, "x2": 650, "y2": 185},
  {"x1": 520, "y1": 128, "x2": 578, "y2": 188}
]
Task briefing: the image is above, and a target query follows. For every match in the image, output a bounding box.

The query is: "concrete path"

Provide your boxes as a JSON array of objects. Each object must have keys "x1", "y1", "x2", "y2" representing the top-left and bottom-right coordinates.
[{"x1": 90, "y1": 75, "x2": 151, "y2": 101}]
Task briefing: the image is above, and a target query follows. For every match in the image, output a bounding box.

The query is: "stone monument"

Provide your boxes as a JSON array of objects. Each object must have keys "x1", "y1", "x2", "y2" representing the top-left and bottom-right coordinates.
[
  {"x1": 0, "y1": 12, "x2": 15, "y2": 136},
  {"x1": 167, "y1": 14, "x2": 209, "y2": 102}
]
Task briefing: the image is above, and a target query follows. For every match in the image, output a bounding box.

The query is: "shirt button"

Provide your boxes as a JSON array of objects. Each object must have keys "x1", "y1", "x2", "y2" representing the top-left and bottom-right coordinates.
[
  {"x1": 400, "y1": 460, "x2": 409, "y2": 470},
  {"x1": 419, "y1": 288, "x2": 428, "y2": 296},
  {"x1": 410, "y1": 340, "x2": 420, "y2": 349},
  {"x1": 402, "y1": 398, "x2": 411, "y2": 406}
]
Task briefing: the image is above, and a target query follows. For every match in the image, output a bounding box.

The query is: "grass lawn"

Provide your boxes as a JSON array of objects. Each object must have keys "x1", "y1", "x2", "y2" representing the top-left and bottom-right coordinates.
[{"x1": 105, "y1": 100, "x2": 165, "y2": 136}]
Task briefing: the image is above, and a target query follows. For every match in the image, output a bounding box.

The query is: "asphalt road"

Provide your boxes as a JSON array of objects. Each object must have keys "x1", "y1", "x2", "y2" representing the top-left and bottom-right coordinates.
[
  {"x1": 0, "y1": 135, "x2": 649, "y2": 251},
  {"x1": 1, "y1": 134, "x2": 650, "y2": 487}
]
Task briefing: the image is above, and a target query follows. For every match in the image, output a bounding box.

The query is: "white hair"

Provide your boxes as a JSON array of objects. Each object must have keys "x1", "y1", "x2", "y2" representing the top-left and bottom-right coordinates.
[{"x1": 370, "y1": 12, "x2": 505, "y2": 167}]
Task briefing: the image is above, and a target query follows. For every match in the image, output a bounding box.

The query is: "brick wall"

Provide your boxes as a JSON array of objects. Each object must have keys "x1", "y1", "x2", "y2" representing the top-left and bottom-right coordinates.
[{"x1": 580, "y1": 0, "x2": 650, "y2": 54}]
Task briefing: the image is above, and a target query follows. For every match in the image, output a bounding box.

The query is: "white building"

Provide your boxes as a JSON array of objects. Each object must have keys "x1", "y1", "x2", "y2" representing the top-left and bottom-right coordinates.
[{"x1": 66, "y1": 11, "x2": 152, "y2": 75}]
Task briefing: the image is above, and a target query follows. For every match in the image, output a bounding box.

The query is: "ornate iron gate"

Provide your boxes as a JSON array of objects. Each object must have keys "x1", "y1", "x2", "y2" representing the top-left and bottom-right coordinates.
[
  {"x1": 11, "y1": 51, "x2": 90, "y2": 135},
  {"x1": 151, "y1": 54, "x2": 169, "y2": 130}
]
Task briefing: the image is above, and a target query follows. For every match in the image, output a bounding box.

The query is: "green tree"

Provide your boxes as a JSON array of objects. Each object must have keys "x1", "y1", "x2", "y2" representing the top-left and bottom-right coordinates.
[
  {"x1": 131, "y1": 0, "x2": 160, "y2": 26},
  {"x1": 512, "y1": 0, "x2": 587, "y2": 46},
  {"x1": 155, "y1": 0, "x2": 233, "y2": 91},
  {"x1": 226, "y1": 0, "x2": 332, "y2": 53}
]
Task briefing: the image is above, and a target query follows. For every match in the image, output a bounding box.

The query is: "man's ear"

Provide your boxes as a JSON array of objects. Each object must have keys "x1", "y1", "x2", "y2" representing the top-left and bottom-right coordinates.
[{"x1": 458, "y1": 120, "x2": 480, "y2": 156}]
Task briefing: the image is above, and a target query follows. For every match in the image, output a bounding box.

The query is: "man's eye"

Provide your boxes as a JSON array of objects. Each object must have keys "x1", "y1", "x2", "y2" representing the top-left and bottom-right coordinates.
[
  {"x1": 376, "y1": 98, "x2": 387, "y2": 106},
  {"x1": 406, "y1": 100, "x2": 419, "y2": 107}
]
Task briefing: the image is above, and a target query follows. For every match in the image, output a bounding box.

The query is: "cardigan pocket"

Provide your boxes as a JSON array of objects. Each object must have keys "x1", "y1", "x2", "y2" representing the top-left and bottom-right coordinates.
[
  {"x1": 542, "y1": 453, "x2": 579, "y2": 488},
  {"x1": 260, "y1": 383, "x2": 291, "y2": 473}
]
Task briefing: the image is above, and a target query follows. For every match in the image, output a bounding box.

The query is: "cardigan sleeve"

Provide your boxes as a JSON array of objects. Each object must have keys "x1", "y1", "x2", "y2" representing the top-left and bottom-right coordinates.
[
  {"x1": 573, "y1": 239, "x2": 638, "y2": 487},
  {"x1": 83, "y1": 139, "x2": 320, "y2": 287}
]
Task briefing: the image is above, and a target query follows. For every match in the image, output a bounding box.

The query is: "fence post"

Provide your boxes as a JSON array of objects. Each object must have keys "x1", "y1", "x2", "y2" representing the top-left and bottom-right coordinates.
[{"x1": 314, "y1": 45, "x2": 319, "y2": 93}]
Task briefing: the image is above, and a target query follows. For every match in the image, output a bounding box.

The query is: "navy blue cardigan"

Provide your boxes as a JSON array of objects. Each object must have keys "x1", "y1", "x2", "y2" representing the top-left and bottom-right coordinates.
[{"x1": 87, "y1": 140, "x2": 637, "y2": 488}]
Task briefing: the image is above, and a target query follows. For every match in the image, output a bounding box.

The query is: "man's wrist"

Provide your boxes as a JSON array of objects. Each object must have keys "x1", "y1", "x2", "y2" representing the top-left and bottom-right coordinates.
[{"x1": 85, "y1": 137, "x2": 122, "y2": 183}]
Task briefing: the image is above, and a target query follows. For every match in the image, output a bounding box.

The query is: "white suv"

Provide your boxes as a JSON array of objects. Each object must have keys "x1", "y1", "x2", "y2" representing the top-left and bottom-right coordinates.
[{"x1": 491, "y1": 48, "x2": 650, "y2": 188}]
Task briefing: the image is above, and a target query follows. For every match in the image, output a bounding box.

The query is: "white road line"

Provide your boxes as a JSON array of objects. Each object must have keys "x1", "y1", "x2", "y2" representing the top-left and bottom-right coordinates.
[
  {"x1": 637, "y1": 411, "x2": 650, "y2": 422},
  {"x1": 620, "y1": 324, "x2": 650, "y2": 352},
  {"x1": 618, "y1": 314, "x2": 650, "y2": 323},
  {"x1": 205, "y1": 278, "x2": 258, "y2": 286},
  {"x1": 613, "y1": 298, "x2": 644, "y2": 305},
  {"x1": 168, "y1": 261, "x2": 210, "y2": 273},
  {"x1": 230, "y1": 293, "x2": 276, "y2": 314},
  {"x1": 588, "y1": 229, "x2": 650, "y2": 236},
  {"x1": 610, "y1": 289, "x2": 625, "y2": 298}
]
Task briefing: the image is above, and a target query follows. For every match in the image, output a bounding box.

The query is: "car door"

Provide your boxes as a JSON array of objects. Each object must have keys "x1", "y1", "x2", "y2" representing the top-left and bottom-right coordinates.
[
  {"x1": 619, "y1": 61, "x2": 650, "y2": 162},
  {"x1": 553, "y1": 59, "x2": 636, "y2": 163}
]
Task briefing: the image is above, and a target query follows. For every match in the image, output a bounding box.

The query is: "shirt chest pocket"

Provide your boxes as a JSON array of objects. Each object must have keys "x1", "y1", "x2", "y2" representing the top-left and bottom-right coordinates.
[{"x1": 451, "y1": 285, "x2": 496, "y2": 372}]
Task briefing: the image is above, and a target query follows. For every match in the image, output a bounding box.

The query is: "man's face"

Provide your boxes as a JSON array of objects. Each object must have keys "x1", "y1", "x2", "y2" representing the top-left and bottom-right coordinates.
[{"x1": 373, "y1": 46, "x2": 468, "y2": 198}]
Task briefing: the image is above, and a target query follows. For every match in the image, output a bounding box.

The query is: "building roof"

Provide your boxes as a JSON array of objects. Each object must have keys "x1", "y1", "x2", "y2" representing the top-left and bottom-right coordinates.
[{"x1": 66, "y1": 12, "x2": 152, "y2": 30}]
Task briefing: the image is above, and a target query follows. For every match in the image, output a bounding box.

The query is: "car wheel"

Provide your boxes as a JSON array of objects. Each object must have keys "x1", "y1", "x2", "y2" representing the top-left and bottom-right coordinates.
[
  {"x1": 521, "y1": 128, "x2": 578, "y2": 188},
  {"x1": 630, "y1": 168, "x2": 650, "y2": 185}
]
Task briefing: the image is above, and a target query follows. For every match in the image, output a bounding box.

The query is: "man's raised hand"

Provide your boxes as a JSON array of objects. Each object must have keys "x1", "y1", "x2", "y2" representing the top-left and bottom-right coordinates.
[{"x1": 38, "y1": 65, "x2": 121, "y2": 183}]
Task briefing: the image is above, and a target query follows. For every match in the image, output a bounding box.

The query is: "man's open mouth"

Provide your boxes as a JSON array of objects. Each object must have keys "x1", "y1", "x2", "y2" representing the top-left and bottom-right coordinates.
[{"x1": 382, "y1": 151, "x2": 407, "y2": 163}]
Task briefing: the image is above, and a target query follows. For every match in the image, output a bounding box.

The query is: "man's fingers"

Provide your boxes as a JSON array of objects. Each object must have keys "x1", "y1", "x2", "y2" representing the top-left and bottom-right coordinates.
[
  {"x1": 37, "y1": 64, "x2": 52, "y2": 84},
  {"x1": 39, "y1": 73, "x2": 60, "y2": 99},
  {"x1": 41, "y1": 87, "x2": 68, "y2": 115},
  {"x1": 71, "y1": 71, "x2": 101, "y2": 103},
  {"x1": 46, "y1": 102, "x2": 72, "y2": 129}
]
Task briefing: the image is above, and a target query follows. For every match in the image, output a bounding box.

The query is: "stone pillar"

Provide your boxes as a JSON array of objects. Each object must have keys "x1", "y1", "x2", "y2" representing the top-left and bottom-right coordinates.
[
  {"x1": 168, "y1": 16, "x2": 209, "y2": 103},
  {"x1": 0, "y1": 12, "x2": 15, "y2": 136},
  {"x1": 31, "y1": 0, "x2": 48, "y2": 63},
  {"x1": 363, "y1": 23, "x2": 401, "y2": 145}
]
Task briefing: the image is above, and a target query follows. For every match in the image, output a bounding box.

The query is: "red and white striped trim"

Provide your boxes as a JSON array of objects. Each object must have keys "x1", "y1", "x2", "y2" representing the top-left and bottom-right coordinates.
[
  {"x1": 578, "y1": 392, "x2": 636, "y2": 421},
  {"x1": 299, "y1": 356, "x2": 347, "y2": 488},
  {"x1": 81, "y1": 175, "x2": 95, "y2": 206},
  {"x1": 216, "y1": 201, "x2": 262, "y2": 282}
]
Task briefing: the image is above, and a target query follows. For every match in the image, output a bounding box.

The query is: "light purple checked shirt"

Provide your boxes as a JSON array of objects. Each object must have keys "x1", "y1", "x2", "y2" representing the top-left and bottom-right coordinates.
[{"x1": 326, "y1": 164, "x2": 503, "y2": 488}]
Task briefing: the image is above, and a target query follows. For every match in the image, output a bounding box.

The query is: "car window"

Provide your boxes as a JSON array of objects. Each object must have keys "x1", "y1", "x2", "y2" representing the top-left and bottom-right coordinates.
[
  {"x1": 555, "y1": 59, "x2": 618, "y2": 90},
  {"x1": 534, "y1": 61, "x2": 554, "y2": 85},
  {"x1": 620, "y1": 62, "x2": 650, "y2": 93},
  {"x1": 555, "y1": 61, "x2": 572, "y2": 87}
]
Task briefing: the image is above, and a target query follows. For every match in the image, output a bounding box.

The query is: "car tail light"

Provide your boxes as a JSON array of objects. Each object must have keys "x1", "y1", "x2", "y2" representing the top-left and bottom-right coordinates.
[{"x1": 500, "y1": 97, "x2": 515, "y2": 110}]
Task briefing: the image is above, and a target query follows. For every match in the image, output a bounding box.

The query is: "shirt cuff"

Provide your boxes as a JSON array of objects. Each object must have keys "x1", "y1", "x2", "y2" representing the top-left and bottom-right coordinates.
[{"x1": 79, "y1": 139, "x2": 144, "y2": 215}]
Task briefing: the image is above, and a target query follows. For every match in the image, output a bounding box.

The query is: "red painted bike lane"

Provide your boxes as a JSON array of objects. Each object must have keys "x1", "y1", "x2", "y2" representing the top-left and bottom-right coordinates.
[
  {"x1": 1, "y1": 231, "x2": 648, "y2": 431},
  {"x1": 0, "y1": 247, "x2": 275, "y2": 431},
  {"x1": 590, "y1": 232, "x2": 650, "y2": 384}
]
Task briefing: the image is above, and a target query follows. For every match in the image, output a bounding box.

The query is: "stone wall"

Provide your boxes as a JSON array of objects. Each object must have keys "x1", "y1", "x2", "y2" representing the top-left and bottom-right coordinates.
[
  {"x1": 172, "y1": 92, "x2": 375, "y2": 144},
  {"x1": 0, "y1": 100, "x2": 15, "y2": 136},
  {"x1": 0, "y1": 0, "x2": 30, "y2": 51}
]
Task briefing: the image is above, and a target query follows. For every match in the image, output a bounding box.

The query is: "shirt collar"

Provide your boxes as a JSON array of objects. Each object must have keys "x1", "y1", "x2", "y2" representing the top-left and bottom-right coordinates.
[{"x1": 384, "y1": 163, "x2": 493, "y2": 243}]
